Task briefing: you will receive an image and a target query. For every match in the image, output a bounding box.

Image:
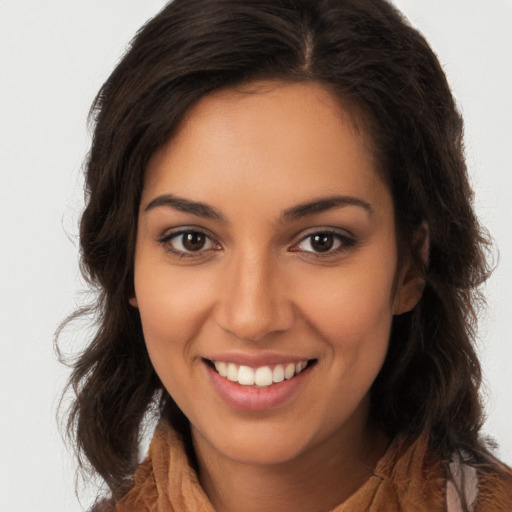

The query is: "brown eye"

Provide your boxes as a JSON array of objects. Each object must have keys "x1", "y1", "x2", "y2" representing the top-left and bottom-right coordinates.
[
  {"x1": 310, "y1": 233, "x2": 334, "y2": 252},
  {"x1": 292, "y1": 230, "x2": 355, "y2": 255},
  {"x1": 162, "y1": 230, "x2": 217, "y2": 255},
  {"x1": 182, "y1": 232, "x2": 207, "y2": 251}
]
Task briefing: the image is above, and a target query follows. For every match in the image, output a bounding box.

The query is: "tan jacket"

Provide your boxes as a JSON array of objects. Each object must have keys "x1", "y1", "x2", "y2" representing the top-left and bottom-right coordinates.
[{"x1": 97, "y1": 420, "x2": 512, "y2": 512}]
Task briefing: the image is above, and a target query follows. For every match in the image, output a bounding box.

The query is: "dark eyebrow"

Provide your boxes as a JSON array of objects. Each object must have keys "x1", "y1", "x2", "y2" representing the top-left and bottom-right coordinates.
[
  {"x1": 144, "y1": 193, "x2": 372, "y2": 222},
  {"x1": 144, "y1": 194, "x2": 225, "y2": 221},
  {"x1": 281, "y1": 196, "x2": 373, "y2": 221}
]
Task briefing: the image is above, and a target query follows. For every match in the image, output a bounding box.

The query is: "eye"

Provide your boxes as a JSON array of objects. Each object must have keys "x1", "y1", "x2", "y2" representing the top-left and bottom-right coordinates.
[
  {"x1": 292, "y1": 230, "x2": 355, "y2": 255},
  {"x1": 159, "y1": 229, "x2": 219, "y2": 256}
]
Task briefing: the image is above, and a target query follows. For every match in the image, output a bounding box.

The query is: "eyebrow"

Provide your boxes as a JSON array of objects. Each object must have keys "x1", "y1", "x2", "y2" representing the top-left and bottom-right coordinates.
[
  {"x1": 144, "y1": 193, "x2": 373, "y2": 222},
  {"x1": 281, "y1": 196, "x2": 373, "y2": 221},
  {"x1": 144, "y1": 194, "x2": 225, "y2": 220}
]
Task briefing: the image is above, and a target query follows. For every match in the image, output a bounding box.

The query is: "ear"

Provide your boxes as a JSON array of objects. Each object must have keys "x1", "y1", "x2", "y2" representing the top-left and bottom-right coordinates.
[
  {"x1": 393, "y1": 222, "x2": 429, "y2": 315},
  {"x1": 129, "y1": 296, "x2": 138, "y2": 308}
]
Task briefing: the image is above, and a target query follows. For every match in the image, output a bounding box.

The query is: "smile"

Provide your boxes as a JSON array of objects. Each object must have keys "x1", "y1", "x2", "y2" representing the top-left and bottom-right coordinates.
[
  {"x1": 204, "y1": 357, "x2": 316, "y2": 411},
  {"x1": 211, "y1": 360, "x2": 310, "y2": 387}
]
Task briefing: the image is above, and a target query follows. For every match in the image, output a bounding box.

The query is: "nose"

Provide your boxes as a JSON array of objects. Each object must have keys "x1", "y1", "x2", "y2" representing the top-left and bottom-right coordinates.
[{"x1": 214, "y1": 250, "x2": 295, "y2": 343}]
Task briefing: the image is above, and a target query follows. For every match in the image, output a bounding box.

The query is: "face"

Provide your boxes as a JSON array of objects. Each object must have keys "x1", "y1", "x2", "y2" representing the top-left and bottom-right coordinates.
[{"x1": 131, "y1": 81, "x2": 421, "y2": 466}]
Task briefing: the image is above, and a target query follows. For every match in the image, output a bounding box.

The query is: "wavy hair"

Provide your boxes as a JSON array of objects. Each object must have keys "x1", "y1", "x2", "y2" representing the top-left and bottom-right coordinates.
[{"x1": 58, "y1": 0, "x2": 494, "y2": 501}]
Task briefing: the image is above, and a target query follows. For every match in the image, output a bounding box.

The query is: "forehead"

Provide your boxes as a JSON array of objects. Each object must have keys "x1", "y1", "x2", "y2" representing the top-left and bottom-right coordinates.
[{"x1": 142, "y1": 80, "x2": 388, "y2": 217}]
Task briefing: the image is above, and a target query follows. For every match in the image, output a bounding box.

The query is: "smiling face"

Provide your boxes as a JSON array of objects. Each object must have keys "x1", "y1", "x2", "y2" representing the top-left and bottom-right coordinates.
[{"x1": 131, "y1": 81, "x2": 421, "y2": 467}]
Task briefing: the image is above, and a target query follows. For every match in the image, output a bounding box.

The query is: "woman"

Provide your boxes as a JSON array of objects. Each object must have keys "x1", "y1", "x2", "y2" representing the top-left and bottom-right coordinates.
[{"x1": 60, "y1": 0, "x2": 512, "y2": 510}]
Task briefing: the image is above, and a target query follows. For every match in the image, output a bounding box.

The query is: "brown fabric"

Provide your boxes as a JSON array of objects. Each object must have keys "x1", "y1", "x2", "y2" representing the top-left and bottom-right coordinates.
[
  {"x1": 104, "y1": 420, "x2": 512, "y2": 512},
  {"x1": 114, "y1": 421, "x2": 214, "y2": 512},
  {"x1": 475, "y1": 466, "x2": 512, "y2": 512},
  {"x1": 331, "y1": 434, "x2": 445, "y2": 511}
]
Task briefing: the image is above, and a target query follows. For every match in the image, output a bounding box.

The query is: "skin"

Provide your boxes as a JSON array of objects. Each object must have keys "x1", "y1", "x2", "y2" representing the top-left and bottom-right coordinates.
[{"x1": 131, "y1": 81, "x2": 424, "y2": 512}]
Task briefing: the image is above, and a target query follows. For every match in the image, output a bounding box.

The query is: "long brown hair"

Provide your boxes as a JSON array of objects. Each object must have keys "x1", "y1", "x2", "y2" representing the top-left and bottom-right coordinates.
[{"x1": 58, "y1": 0, "x2": 494, "y2": 500}]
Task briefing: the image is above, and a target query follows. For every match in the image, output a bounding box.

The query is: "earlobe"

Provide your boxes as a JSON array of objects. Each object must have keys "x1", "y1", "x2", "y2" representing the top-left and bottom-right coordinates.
[
  {"x1": 393, "y1": 223, "x2": 429, "y2": 316},
  {"x1": 129, "y1": 297, "x2": 139, "y2": 308}
]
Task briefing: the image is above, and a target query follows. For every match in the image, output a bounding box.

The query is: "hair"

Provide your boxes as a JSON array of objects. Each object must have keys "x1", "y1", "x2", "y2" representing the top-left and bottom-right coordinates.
[{"x1": 58, "y1": 0, "x2": 496, "y2": 502}]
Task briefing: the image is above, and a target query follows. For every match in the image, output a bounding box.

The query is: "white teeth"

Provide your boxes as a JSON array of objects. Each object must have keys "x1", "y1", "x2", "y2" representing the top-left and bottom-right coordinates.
[
  {"x1": 255, "y1": 366, "x2": 273, "y2": 387},
  {"x1": 227, "y1": 363, "x2": 238, "y2": 382},
  {"x1": 284, "y1": 363, "x2": 295, "y2": 380},
  {"x1": 238, "y1": 365, "x2": 255, "y2": 385},
  {"x1": 214, "y1": 361, "x2": 228, "y2": 377},
  {"x1": 212, "y1": 359, "x2": 310, "y2": 387},
  {"x1": 272, "y1": 364, "x2": 285, "y2": 383}
]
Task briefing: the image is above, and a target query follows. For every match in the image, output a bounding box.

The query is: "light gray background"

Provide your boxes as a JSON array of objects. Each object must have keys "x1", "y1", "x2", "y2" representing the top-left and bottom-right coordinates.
[{"x1": 1, "y1": 1, "x2": 511, "y2": 510}]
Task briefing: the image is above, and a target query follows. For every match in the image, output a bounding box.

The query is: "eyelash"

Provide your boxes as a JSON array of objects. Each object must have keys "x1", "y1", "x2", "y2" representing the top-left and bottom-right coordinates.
[
  {"x1": 290, "y1": 230, "x2": 356, "y2": 258},
  {"x1": 159, "y1": 229, "x2": 220, "y2": 258},
  {"x1": 158, "y1": 229, "x2": 356, "y2": 259}
]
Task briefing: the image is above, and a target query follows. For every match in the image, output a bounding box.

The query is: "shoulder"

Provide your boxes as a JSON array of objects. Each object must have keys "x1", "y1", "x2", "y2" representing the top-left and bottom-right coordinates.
[
  {"x1": 474, "y1": 461, "x2": 512, "y2": 512},
  {"x1": 446, "y1": 449, "x2": 512, "y2": 512},
  {"x1": 114, "y1": 457, "x2": 158, "y2": 512},
  {"x1": 446, "y1": 455, "x2": 479, "y2": 512},
  {"x1": 381, "y1": 433, "x2": 512, "y2": 512},
  {"x1": 87, "y1": 456, "x2": 157, "y2": 512},
  {"x1": 89, "y1": 497, "x2": 115, "y2": 512}
]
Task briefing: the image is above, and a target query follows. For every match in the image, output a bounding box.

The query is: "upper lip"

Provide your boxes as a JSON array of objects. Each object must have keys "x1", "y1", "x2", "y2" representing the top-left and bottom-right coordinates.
[{"x1": 202, "y1": 351, "x2": 315, "y2": 367}]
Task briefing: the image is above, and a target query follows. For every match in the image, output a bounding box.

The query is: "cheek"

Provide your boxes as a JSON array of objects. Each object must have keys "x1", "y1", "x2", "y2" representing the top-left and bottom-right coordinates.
[
  {"x1": 133, "y1": 266, "x2": 220, "y2": 413},
  {"x1": 133, "y1": 258, "x2": 218, "y2": 361},
  {"x1": 299, "y1": 264, "x2": 395, "y2": 341},
  {"x1": 287, "y1": 266, "x2": 395, "y2": 438},
  {"x1": 295, "y1": 258, "x2": 396, "y2": 388}
]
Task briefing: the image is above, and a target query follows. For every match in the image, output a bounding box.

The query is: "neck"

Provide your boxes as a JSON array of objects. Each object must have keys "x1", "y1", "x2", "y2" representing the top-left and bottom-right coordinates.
[{"x1": 193, "y1": 419, "x2": 389, "y2": 512}]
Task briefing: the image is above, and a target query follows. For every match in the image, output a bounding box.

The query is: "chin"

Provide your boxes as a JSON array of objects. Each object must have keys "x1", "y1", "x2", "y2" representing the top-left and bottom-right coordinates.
[
  {"x1": 219, "y1": 439, "x2": 309, "y2": 466},
  {"x1": 192, "y1": 418, "x2": 324, "y2": 467}
]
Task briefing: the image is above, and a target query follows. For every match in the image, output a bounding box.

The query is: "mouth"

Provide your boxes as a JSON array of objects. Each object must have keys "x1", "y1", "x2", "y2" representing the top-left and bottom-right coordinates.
[{"x1": 204, "y1": 358, "x2": 317, "y2": 388}]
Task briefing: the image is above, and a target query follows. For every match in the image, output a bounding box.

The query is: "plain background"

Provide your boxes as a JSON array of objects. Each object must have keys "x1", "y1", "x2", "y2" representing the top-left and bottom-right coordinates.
[{"x1": 1, "y1": 1, "x2": 511, "y2": 510}]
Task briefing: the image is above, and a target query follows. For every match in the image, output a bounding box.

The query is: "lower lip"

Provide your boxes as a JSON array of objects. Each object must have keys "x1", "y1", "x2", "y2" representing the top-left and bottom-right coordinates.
[{"x1": 205, "y1": 362, "x2": 310, "y2": 412}]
